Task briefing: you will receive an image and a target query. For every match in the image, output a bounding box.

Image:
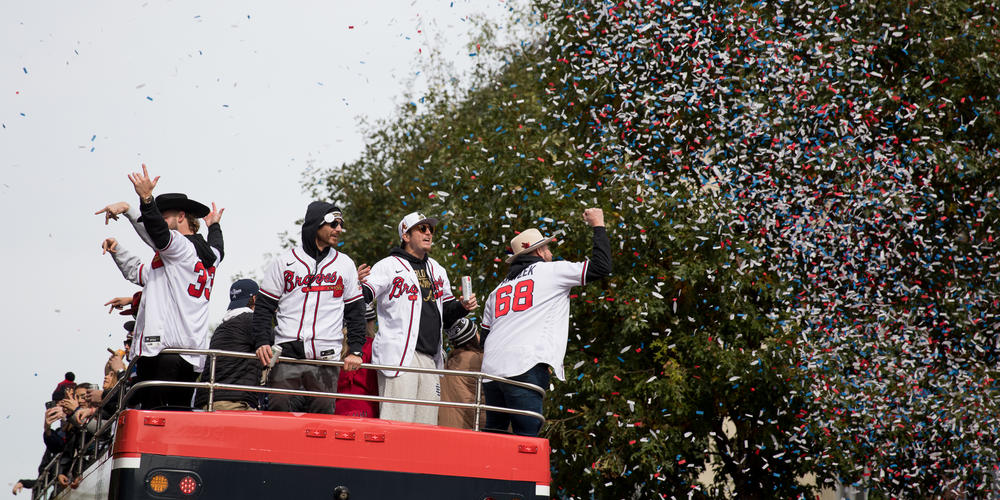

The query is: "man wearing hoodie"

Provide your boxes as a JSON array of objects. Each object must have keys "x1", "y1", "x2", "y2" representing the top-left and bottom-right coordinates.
[
  {"x1": 361, "y1": 212, "x2": 477, "y2": 425},
  {"x1": 252, "y1": 202, "x2": 366, "y2": 414},
  {"x1": 96, "y1": 164, "x2": 224, "y2": 409},
  {"x1": 480, "y1": 207, "x2": 612, "y2": 436}
]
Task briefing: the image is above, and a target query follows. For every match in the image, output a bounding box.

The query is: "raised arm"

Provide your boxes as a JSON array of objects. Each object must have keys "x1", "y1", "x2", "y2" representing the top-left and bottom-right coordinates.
[
  {"x1": 128, "y1": 164, "x2": 171, "y2": 250},
  {"x1": 102, "y1": 238, "x2": 145, "y2": 286},
  {"x1": 582, "y1": 208, "x2": 612, "y2": 283},
  {"x1": 95, "y1": 201, "x2": 154, "y2": 247},
  {"x1": 204, "y1": 202, "x2": 225, "y2": 262}
]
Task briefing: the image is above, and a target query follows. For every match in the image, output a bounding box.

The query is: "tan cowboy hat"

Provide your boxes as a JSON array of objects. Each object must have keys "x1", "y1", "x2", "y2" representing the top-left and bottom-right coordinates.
[{"x1": 506, "y1": 228, "x2": 553, "y2": 263}]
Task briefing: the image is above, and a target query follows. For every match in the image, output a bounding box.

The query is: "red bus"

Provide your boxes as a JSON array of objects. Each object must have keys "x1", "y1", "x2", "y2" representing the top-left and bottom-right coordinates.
[{"x1": 32, "y1": 349, "x2": 551, "y2": 500}]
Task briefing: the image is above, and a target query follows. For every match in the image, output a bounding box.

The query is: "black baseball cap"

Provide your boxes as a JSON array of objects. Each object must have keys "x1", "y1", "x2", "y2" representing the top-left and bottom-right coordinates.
[{"x1": 228, "y1": 279, "x2": 259, "y2": 310}]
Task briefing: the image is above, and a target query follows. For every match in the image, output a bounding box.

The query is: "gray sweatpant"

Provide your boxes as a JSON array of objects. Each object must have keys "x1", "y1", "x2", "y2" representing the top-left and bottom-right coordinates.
[
  {"x1": 267, "y1": 362, "x2": 340, "y2": 414},
  {"x1": 378, "y1": 352, "x2": 440, "y2": 425}
]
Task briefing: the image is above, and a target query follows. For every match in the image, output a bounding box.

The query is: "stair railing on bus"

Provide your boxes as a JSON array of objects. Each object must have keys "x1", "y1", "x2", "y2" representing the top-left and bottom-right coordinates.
[{"x1": 33, "y1": 348, "x2": 546, "y2": 500}]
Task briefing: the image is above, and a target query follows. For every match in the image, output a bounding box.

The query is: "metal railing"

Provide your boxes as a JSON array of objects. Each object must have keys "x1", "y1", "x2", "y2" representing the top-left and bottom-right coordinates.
[{"x1": 32, "y1": 348, "x2": 545, "y2": 500}]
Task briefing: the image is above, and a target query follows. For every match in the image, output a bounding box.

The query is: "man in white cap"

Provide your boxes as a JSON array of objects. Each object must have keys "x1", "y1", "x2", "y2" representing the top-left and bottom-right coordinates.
[
  {"x1": 480, "y1": 208, "x2": 611, "y2": 436},
  {"x1": 360, "y1": 212, "x2": 478, "y2": 424}
]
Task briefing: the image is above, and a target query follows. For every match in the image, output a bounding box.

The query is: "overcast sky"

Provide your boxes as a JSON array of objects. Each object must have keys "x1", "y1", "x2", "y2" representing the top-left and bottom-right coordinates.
[{"x1": 0, "y1": 0, "x2": 520, "y2": 486}]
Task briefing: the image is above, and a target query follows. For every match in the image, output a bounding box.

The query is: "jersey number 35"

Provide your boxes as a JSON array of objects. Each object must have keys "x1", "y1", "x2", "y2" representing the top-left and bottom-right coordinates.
[{"x1": 187, "y1": 262, "x2": 216, "y2": 300}]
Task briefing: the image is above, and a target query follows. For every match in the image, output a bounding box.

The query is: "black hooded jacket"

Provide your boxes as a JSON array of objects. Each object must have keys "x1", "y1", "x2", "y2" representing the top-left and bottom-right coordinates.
[{"x1": 251, "y1": 202, "x2": 367, "y2": 357}]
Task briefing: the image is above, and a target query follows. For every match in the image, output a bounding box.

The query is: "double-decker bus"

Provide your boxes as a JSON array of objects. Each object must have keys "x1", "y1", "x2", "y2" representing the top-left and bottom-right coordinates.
[{"x1": 32, "y1": 349, "x2": 551, "y2": 500}]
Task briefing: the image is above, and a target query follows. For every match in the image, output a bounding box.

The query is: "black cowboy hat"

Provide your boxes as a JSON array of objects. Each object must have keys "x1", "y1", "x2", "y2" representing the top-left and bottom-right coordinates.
[{"x1": 154, "y1": 193, "x2": 210, "y2": 218}]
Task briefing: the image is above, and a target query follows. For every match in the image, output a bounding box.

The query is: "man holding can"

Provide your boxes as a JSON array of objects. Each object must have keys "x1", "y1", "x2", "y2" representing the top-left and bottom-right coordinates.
[{"x1": 360, "y1": 212, "x2": 477, "y2": 424}]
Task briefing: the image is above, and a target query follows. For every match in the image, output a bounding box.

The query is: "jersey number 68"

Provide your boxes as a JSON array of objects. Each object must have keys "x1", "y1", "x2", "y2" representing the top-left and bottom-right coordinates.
[{"x1": 495, "y1": 279, "x2": 534, "y2": 317}]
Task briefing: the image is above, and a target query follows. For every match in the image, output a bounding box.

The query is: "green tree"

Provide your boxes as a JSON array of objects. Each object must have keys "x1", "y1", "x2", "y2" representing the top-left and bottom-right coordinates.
[
  {"x1": 307, "y1": 2, "x2": 820, "y2": 498},
  {"x1": 305, "y1": 0, "x2": 1000, "y2": 497}
]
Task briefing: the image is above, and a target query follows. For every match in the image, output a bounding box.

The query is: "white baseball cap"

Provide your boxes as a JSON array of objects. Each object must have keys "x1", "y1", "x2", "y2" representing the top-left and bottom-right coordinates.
[
  {"x1": 397, "y1": 212, "x2": 439, "y2": 241},
  {"x1": 506, "y1": 228, "x2": 554, "y2": 263}
]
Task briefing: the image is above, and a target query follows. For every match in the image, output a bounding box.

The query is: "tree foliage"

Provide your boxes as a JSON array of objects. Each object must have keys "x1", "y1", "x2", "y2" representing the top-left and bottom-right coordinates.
[{"x1": 307, "y1": 0, "x2": 1000, "y2": 498}]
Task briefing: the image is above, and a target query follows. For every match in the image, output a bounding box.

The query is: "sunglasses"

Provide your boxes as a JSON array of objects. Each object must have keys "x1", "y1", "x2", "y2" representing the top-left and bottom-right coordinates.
[
  {"x1": 412, "y1": 224, "x2": 434, "y2": 234},
  {"x1": 323, "y1": 212, "x2": 345, "y2": 230}
]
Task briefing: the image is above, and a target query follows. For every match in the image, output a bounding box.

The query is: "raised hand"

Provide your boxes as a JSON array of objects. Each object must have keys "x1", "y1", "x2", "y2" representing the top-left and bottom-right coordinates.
[
  {"x1": 583, "y1": 208, "x2": 605, "y2": 227},
  {"x1": 59, "y1": 393, "x2": 79, "y2": 413},
  {"x1": 94, "y1": 202, "x2": 130, "y2": 224},
  {"x1": 104, "y1": 296, "x2": 133, "y2": 314},
  {"x1": 128, "y1": 164, "x2": 159, "y2": 202},
  {"x1": 44, "y1": 406, "x2": 65, "y2": 426},
  {"x1": 101, "y1": 237, "x2": 118, "y2": 255},
  {"x1": 108, "y1": 353, "x2": 126, "y2": 372},
  {"x1": 203, "y1": 202, "x2": 225, "y2": 226}
]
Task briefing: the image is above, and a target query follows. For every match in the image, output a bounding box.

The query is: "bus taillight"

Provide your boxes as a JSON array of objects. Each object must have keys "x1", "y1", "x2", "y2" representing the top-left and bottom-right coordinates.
[
  {"x1": 178, "y1": 475, "x2": 198, "y2": 495},
  {"x1": 148, "y1": 474, "x2": 169, "y2": 493},
  {"x1": 145, "y1": 470, "x2": 202, "y2": 497}
]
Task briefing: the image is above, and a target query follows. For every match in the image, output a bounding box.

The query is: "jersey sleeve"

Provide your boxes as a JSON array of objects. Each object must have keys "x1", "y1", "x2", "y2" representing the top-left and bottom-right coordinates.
[
  {"x1": 549, "y1": 260, "x2": 589, "y2": 290},
  {"x1": 257, "y1": 255, "x2": 285, "y2": 301},
  {"x1": 110, "y1": 243, "x2": 145, "y2": 286},
  {"x1": 124, "y1": 204, "x2": 155, "y2": 248},
  {"x1": 362, "y1": 260, "x2": 392, "y2": 300},
  {"x1": 481, "y1": 289, "x2": 496, "y2": 330},
  {"x1": 341, "y1": 257, "x2": 364, "y2": 305},
  {"x1": 155, "y1": 229, "x2": 197, "y2": 263}
]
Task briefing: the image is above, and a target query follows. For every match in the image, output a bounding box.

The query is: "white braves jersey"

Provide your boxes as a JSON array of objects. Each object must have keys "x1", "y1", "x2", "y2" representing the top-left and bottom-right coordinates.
[
  {"x1": 258, "y1": 247, "x2": 363, "y2": 360},
  {"x1": 481, "y1": 260, "x2": 588, "y2": 381},
  {"x1": 363, "y1": 255, "x2": 454, "y2": 376},
  {"x1": 120, "y1": 231, "x2": 221, "y2": 371}
]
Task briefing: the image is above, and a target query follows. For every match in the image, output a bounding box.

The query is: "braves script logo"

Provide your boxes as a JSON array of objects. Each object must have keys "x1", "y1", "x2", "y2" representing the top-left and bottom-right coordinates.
[
  {"x1": 387, "y1": 276, "x2": 419, "y2": 301},
  {"x1": 283, "y1": 271, "x2": 342, "y2": 296}
]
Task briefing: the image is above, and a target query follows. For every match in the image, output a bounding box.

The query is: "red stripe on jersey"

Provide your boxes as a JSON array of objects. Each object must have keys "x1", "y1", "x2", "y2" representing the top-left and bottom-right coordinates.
[
  {"x1": 312, "y1": 254, "x2": 343, "y2": 358},
  {"x1": 311, "y1": 289, "x2": 321, "y2": 359},
  {"x1": 395, "y1": 300, "x2": 417, "y2": 377},
  {"x1": 581, "y1": 260, "x2": 589, "y2": 286},
  {"x1": 136, "y1": 326, "x2": 144, "y2": 356},
  {"x1": 259, "y1": 289, "x2": 280, "y2": 300},
  {"x1": 318, "y1": 256, "x2": 338, "y2": 274},
  {"x1": 295, "y1": 294, "x2": 308, "y2": 341},
  {"x1": 291, "y1": 249, "x2": 311, "y2": 341},
  {"x1": 291, "y1": 249, "x2": 310, "y2": 270},
  {"x1": 138, "y1": 264, "x2": 144, "y2": 286},
  {"x1": 344, "y1": 293, "x2": 363, "y2": 304},
  {"x1": 392, "y1": 256, "x2": 410, "y2": 272},
  {"x1": 160, "y1": 232, "x2": 174, "y2": 252}
]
